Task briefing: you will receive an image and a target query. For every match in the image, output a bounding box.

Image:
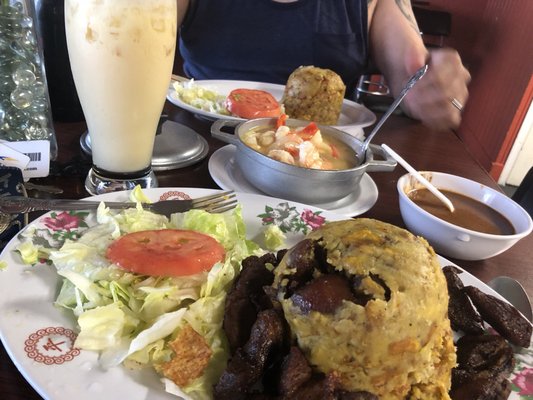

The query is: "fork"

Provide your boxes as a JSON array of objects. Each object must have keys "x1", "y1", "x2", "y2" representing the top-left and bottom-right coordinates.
[{"x1": 0, "y1": 190, "x2": 237, "y2": 218}]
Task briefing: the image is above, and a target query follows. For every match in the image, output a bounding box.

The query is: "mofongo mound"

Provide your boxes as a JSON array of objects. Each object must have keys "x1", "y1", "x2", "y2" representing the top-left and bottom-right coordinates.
[{"x1": 273, "y1": 218, "x2": 456, "y2": 400}]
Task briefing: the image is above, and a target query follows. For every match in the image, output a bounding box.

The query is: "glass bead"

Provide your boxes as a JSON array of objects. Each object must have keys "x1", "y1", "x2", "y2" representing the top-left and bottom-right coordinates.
[
  {"x1": 29, "y1": 98, "x2": 46, "y2": 113},
  {"x1": 6, "y1": 107, "x2": 29, "y2": 129},
  {"x1": 25, "y1": 121, "x2": 43, "y2": 139},
  {"x1": 30, "y1": 80, "x2": 44, "y2": 97},
  {"x1": 31, "y1": 112, "x2": 48, "y2": 127},
  {"x1": 12, "y1": 66, "x2": 35, "y2": 86},
  {"x1": 21, "y1": 30, "x2": 35, "y2": 49},
  {"x1": 12, "y1": 2, "x2": 24, "y2": 13},
  {"x1": 9, "y1": 61, "x2": 35, "y2": 77},
  {"x1": 20, "y1": 16, "x2": 32, "y2": 29},
  {"x1": 10, "y1": 87, "x2": 33, "y2": 109}
]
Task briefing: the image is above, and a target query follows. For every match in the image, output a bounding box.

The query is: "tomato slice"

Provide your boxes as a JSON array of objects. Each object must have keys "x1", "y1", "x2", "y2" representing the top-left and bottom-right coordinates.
[
  {"x1": 106, "y1": 229, "x2": 225, "y2": 277},
  {"x1": 225, "y1": 89, "x2": 281, "y2": 119}
]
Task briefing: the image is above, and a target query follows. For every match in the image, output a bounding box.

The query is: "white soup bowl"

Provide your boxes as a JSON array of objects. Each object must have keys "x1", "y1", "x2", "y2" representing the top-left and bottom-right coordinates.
[{"x1": 397, "y1": 171, "x2": 533, "y2": 260}]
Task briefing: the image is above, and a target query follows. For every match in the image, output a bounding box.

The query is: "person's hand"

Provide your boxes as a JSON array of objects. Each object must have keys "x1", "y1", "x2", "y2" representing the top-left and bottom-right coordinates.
[{"x1": 401, "y1": 48, "x2": 471, "y2": 131}]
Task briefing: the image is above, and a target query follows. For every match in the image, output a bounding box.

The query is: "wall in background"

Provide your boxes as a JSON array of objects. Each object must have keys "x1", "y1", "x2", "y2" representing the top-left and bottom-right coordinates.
[
  {"x1": 420, "y1": 0, "x2": 533, "y2": 180},
  {"x1": 499, "y1": 100, "x2": 533, "y2": 187}
]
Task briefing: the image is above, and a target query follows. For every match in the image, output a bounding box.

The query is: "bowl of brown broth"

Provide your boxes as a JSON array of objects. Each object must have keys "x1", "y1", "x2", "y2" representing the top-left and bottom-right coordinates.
[{"x1": 397, "y1": 172, "x2": 533, "y2": 260}]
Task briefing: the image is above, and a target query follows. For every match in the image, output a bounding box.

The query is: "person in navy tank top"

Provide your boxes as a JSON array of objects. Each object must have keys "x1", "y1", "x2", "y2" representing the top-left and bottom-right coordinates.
[{"x1": 177, "y1": 0, "x2": 470, "y2": 132}]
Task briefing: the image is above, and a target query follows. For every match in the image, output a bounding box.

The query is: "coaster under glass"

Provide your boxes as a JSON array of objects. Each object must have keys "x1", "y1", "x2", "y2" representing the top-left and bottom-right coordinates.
[
  {"x1": 81, "y1": 118, "x2": 208, "y2": 195},
  {"x1": 80, "y1": 119, "x2": 209, "y2": 172}
]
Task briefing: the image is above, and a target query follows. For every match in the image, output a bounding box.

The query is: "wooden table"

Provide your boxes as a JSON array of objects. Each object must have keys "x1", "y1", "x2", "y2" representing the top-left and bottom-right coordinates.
[{"x1": 1, "y1": 103, "x2": 532, "y2": 399}]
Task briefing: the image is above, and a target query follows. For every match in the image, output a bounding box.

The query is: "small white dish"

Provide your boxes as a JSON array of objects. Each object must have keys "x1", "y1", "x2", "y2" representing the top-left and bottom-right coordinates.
[
  {"x1": 208, "y1": 145, "x2": 379, "y2": 217},
  {"x1": 398, "y1": 171, "x2": 533, "y2": 260},
  {"x1": 167, "y1": 79, "x2": 375, "y2": 138}
]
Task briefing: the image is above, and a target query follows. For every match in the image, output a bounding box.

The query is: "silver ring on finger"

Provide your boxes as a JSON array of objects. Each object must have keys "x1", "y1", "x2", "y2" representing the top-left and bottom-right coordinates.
[{"x1": 451, "y1": 97, "x2": 464, "y2": 112}]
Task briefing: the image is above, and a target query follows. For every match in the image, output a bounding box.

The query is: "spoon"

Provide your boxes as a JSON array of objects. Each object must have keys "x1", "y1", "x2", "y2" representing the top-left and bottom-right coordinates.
[
  {"x1": 488, "y1": 276, "x2": 533, "y2": 323},
  {"x1": 382, "y1": 143, "x2": 455, "y2": 212},
  {"x1": 360, "y1": 64, "x2": 428, "y2": 158}
]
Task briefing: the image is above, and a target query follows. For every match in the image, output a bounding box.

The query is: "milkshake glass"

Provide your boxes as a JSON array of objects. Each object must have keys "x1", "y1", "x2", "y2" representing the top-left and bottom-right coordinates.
[{"x1": 65, "y1": 0, "x2": 177, "y2": 194}]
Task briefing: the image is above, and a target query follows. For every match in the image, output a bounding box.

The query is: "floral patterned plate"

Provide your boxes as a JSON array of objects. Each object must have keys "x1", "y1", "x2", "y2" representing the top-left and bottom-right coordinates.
[{"x1": 0, "y1": 188, "x2": 531, "y2": 399}]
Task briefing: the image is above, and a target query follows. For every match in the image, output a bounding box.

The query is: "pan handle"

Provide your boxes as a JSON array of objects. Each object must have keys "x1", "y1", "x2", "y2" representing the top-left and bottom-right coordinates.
[
  {"x1": 210, "y1": 119, "x2": 241, "y2": 145},
  {"x1": 363, "y1": 144, "x2": 398, "y2": 172}
]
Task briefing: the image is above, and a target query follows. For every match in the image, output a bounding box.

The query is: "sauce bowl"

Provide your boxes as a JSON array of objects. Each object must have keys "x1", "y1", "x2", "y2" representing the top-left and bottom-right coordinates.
[
  {"x1": 397, "y1": 171, "x2": 533, "y2": 260},
  {"x1": 211, "y1": 118, "x2": 397, "y2": 204}
]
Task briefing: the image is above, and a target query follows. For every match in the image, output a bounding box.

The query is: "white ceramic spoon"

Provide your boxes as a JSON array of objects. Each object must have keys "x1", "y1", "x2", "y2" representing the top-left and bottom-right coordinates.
[{"x1": 382, "y1": 143, "x2": 455, "y2": 212}]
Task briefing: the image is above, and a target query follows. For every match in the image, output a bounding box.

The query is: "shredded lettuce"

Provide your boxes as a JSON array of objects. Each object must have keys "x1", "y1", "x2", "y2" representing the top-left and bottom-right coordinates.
[
  {"x1": 75, "y1": 302, "x2": 140, "y2": 351},
  {"x1": 173, "y1": 80, "x2": 230, "y2": 115},
  {"x1": 16, "y1": 241, "x2": 40, "y2": 264},
  {"x1": 263, "y1": 224, "x2": 287, "y2": 251}
]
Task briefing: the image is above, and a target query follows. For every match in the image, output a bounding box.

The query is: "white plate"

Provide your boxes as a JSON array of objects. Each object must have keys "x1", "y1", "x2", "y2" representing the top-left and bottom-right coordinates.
[
  {"x1": 0, "y1": 188, "x2": 531, "y2": 400},
  {"x1": 208, "y1": 144, "x2": 378, "y2": 217},
  {"x1": 167, "y1": 79, "x2": 376, "y2": 138}
]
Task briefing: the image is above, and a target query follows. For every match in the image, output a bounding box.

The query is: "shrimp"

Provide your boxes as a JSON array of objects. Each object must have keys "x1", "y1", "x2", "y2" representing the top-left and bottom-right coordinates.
[
  {"x1": 309, "y1": 130, "x2": 330, "y2": 154},
  {"x1": 299, "y1": 140, "x2": 322, "y2": 169},
  {"x1": 242, "y1": 132, "x2": 260, "y2": 151},
  {"x1": 268, "y1": 149, "x2": 295, "y2": 165},
  {"x1": 257, "y1": 130, "x2": 275, "y2": 147},
  {"x1": 268, "y1": 133, "x2": 302, "y2": 157},
  {"x1": 274, "y1": 125, "x2": 291, "y2": 140}
]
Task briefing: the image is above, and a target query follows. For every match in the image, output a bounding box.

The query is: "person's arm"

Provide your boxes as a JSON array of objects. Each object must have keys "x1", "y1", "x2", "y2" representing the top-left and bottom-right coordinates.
[
  {"x1": 368, "y1": 0, "x2": 426, "y2": 97},
  {"x1": 368, "y1": 0, "x2": 470, "y2": 131},
  {"x1": 177, "y1": 0, "x2": 189, "y2": 27}
]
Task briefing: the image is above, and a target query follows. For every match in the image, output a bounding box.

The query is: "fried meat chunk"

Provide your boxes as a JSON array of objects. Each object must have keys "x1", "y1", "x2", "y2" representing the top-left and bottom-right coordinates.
[
  {"x1": 451, "y1": 334, "x2": 515, "y2": 400},
  {"x1": 223, "y1": 254, "x2": 276, "y2": 353},
  {"x1": 464, "y1": 285, "x2": 532, "y2": 347},
  {"x1": 277, "y1": 346, "x2": 313, "y2": 396},
  {"x1": 214, "y1": 309, "x2": 288, "y2": 399},
  {"x1": 442, "y1": 266, "x2": 484, "y2": 334}
]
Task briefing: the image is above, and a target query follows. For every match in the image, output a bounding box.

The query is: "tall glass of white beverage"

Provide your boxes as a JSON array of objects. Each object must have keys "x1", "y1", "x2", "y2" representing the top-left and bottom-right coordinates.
[{"x1": 65, "y1": 0, "x2": 177, "y2": 194}]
